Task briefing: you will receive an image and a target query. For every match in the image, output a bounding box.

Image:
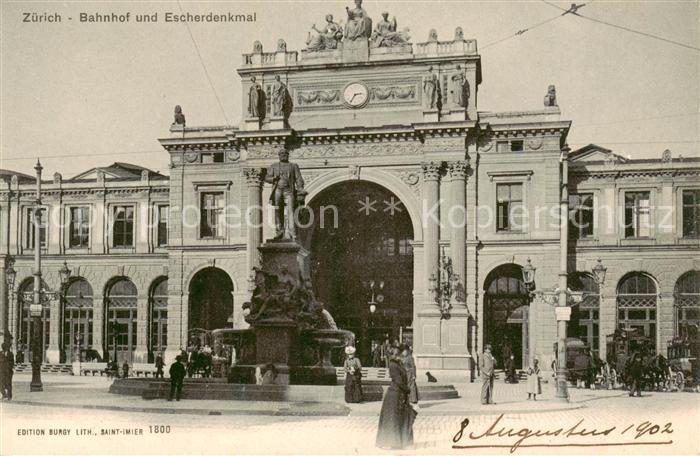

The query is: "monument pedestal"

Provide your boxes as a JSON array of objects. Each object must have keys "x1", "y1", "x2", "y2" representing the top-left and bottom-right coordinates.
[
  {"x1": 258, "y1": 240, "x2": 310, "y2": 279},
  {"x1": 244, "y1": 117, "x2": 261, "y2": 131},
  {"x1": 253, "y1": 321, "x2": 298, "y2": 385},
  {"x1": 341, "y1": 39, "x2": 369, "y2": 63},
  {"x1": 423, "y1": 109, "x2": 440, "y2": 122},
  {"x1": 442, "y1": 108, "x2": 467, "y2": 121},
  {"x1": 266, "y1": 116, "x2": 286, "y2": 130}
]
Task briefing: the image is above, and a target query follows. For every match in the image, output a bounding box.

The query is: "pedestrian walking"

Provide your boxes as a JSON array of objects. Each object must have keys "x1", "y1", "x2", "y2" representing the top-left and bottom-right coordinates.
[
  {"x1": 155, "y1": 352, "x2": 165, "y2": 379},
  {"x1": 0, "y1": 342, "x2": 15, "y2": 401},
  {"x1": 344, "y1": 346, "x2": 363, "y2": 403},
  {"x1": 400, "y1": 344, "x2": 419, "y2": 404},
  {"x1": 376, "y1": 347, "x2": 415, "y2": 450},
  {"x1": 527, "y1": 359, "x2": 542, "y2": 400},
  {"x1": 122, "y1": 361, "x2": 129, "y2": 378},
  {"x1": 627, "y1": 353, "x2": 643, "y2": 397},
  {"x1": 480, "y1": 344, "x2": 496, "y2": 405},
  {"x1": 168, "y1": 355, "x2": 186, "y2": 401}
]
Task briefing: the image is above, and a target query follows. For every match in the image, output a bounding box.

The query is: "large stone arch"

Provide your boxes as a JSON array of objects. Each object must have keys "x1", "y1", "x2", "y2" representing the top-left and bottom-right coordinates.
[{"x1": 304, "y1": 168, "x2": 424, "y2": 242}]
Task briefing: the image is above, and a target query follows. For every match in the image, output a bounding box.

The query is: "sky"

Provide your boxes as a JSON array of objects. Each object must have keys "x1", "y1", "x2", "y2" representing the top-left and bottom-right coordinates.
[{"x1": 1, "y1": 0, "x2": 698, "y2": 177}]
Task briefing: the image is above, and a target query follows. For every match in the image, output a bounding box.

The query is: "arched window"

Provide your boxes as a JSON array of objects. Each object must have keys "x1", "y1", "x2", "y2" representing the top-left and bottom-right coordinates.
[
  {"x1": 150, "y1": 277, "x2": 168, "y2": 358},
  {"x1": 63, "y1": 278, "x2": 94, "y2": 362},
  {"x1": 674, "y1": 271, "x2": 700, "y2": 336},
  {"x1": 568, "y1": 273, "x2": 600, "y2": 355},
  {"x1": 617, "y1": 273, "x2": 657, "y2": 350},
  {"x1": 17, "y1": 278, "x2": 50, "y2": 362},
  {"x1": 105, "y1": 278, "x2": 138, "y2": 363}
]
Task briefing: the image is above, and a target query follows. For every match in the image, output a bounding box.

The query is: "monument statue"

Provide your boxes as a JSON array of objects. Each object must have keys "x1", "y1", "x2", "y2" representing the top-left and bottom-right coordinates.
[
  {"x1": 306, "y1": 14, "x2": 343, "y2": 51},
  {"x1": 173, "y1": 105, "x2": 186, "y2": 125},
  {"x1": 423, "y1": 66, "x2": 440, "y2": 110},
  {"x1": 454, "y1": 26, "x2": 464, "y2": 41},
  {"x1": 277, "y1": 39, "x2": 287, "y2": 52},
  {"x1": 248, "y1": 76, "x2": 263, "y2": 118},
  {"x1": 271, "y1": 75, "x2": 288, "y2": 118},
  {"x1": 544, "y1": 85, "x2": 557, "y2": 107},
  {"x1": 344, "y1": 0, "x2": 372, "y2": 41},
  {"x1": 370, "y1": 12, "x2": 410, "y2": 48},
  {"x1": 450, "y1": 68, "x2": 469, "y2": 108},
  {"x1": 265, "y1": 149, "x2": 306, "y2": 240}
]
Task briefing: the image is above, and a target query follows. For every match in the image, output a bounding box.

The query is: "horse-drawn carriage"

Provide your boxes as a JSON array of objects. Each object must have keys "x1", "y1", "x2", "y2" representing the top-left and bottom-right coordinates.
[
  {"x1": 185, "y1": 328, "x2": 252, "y2": 378},
  {"x1": 667, "y1": 323, "x2": 699, "y2": 391},
  {"x1": 606, "y1": 328, "x2": 670, "y2": 391}
]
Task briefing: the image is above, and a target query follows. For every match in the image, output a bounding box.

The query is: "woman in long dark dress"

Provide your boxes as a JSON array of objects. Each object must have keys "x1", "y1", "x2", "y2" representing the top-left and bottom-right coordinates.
[
  {"x1": 344, "y1": 346, "x2": 363, "y2": 403},
  {"x1": 376, "y1": 347, "x2": 416, "y2": 449}
]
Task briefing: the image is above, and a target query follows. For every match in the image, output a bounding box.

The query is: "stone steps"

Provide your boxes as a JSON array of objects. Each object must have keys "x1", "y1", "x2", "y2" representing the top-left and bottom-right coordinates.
[{"x1": 14, "y1": 363, "x2": 73, "y2": 375}]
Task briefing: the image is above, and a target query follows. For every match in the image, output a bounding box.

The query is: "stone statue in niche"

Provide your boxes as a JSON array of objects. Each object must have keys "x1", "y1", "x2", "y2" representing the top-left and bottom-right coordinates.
[
  {"x1": 271, "y1": 75, "x2": 289, "y2": 118},
  {"x1": 248, "y1": 76, "x2": 263, "y2": 118},
  {"x1": 173, "y1": 105, "x2": 186, "y2": 125},
  {"x1": 344, "y1": 0, "x2": 372, "y2": 41},
  {"x1": 306, "y1": 14, "x2": 343, "y2": 51},
  {"x1": 253, "y1": 40, "x2": 263, "y2": 53},
  {"x1": 277, "y1": 39, "x2": 287, "y2": 52},
  {"x1": 544, "y1": 85, "x2": 557, "y2": 107},
  {"x1": 423, "y1": 66, "x2": 441, "y2": 110},
  {"x1": 370, "y1": 12, "x2": 410, "y2": 48},
  {"x1": 450, "y1": 67, "x2": 469, "y2": 108}
]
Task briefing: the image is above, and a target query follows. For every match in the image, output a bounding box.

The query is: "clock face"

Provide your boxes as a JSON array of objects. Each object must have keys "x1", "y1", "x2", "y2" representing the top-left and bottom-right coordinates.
[{"x1": 343, "y1": 82, "x2": 369, "y2": 108}]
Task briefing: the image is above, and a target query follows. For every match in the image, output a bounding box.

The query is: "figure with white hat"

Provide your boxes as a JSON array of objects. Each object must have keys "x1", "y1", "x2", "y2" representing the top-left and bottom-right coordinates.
[{"x1": 344, "y1": 345, "x2": 363, "y2": 403}]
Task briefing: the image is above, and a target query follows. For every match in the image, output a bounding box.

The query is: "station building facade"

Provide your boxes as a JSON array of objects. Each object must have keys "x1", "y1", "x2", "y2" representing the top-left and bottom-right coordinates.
[{"x1": 0, "y1": 27, "x2": 698, "y2": 375}]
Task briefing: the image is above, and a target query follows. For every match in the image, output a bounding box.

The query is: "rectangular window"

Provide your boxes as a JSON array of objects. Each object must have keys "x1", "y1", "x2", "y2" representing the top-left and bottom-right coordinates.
[
  {"x1": 69, "y1": 207, "x2": 90, "y2": 248},
  {"x1": 569, "y1": 193, "x2": 594, "y2": 239},
  {"x1": 682, "y1": 189, "x2": 700, "y2": 237},
  {"x1": 25, "y1": 207, "x2": 47, "y2": 249},
  {"x1": 510, "y1": 140, "x2": 524, "y2": 152},
  {"x1": 496, "y1": 183, "x2": 524, "y2": 232},
  {"x1": 112, "y1": 205, "x2": 135, "y2": 247},
  {"x1": 156, "y1": 205, "x2": 169, "y2": 247},
  {"x1": 624, "y1": 191, "x2": 651, "y2": 238},
  {"x1": 200, "y1": 192, "x2": 224, "y2": 238}
]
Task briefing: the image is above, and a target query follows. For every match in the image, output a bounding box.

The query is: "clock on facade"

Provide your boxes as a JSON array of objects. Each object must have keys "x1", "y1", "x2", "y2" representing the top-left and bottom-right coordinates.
[{"x1": 343, "y1": 82, "x2": 369, "y2": 108}]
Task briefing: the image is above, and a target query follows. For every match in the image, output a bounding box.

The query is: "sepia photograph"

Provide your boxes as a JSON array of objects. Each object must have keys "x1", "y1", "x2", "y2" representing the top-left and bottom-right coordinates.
[{"x1": 0, "y1": 0, "x2": 698, "y2": 454}]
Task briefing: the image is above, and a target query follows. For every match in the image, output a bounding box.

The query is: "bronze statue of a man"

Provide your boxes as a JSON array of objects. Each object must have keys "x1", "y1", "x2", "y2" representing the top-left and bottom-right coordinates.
[{"x1": 265, "y1": 149, "x2": 305, "y2": 240}]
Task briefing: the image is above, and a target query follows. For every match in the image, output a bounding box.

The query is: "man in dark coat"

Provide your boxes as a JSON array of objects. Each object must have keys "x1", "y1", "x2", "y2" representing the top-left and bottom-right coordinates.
[
  {"x1": 168, "y1": 355, "x2": 186, "y2": 401},
  {"x1": 155, "y1": 352, "x2": 165, "y2": 379},
  {"x1": 480, "y1": 344, "x2": 496, "y2": 405},
  {"x1": 0, "y1": 342, "x2": 15, "y2": 400},
  {"x1": 627, "y1": 353, "x2": 643, "y2": 397}
]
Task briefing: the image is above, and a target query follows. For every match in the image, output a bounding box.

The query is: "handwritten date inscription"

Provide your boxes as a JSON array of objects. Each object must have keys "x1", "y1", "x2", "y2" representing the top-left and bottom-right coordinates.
[{"x1": 452, "y1": 414, "x2": 673, "y2": 453}]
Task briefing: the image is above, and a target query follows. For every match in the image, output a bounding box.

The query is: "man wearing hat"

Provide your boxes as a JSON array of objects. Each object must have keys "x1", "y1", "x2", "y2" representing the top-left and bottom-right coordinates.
[
  {"x1": 480, "y1": 344, "x2": 496, "y2": 405},
  {"x1": 168, "y1": 355, "x2": 186, "y2": 401},
  {"x1": 343, "y1": 345, "x2": 363, "y2": 403}
]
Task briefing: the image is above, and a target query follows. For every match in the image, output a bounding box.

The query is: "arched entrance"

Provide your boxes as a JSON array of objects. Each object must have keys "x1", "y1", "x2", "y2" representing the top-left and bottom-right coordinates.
[
  {"x1": 62, "y1": 278, "x2": 94, "y2": 363},
  {"x1": 674, "y1": 271, "x2": 700, "y2": 336},
  {"x1": 104, "y1": 277, "x2": 138, "y2": 363},
  {"x1": 483, "y1": 264, "x2": 530, "y2": 369},
  {"x1": 568, "y1": 272, "x2": 600, "y2": 357},
  {"x1": 17, "y1": 278, "x2": 50, "y2": 362},
  {"x1": 299, "y1": 180, "x2": 414, "y2": 366},
  {"x1": 149, "y1": 277, "x2": 168, "y2": 361},
  {"x1": 616, "y1": 272, "x2": 658, "y2": 352},
  {"x1": 188, "y1": 267, "x2": 234, "y2": 340}
]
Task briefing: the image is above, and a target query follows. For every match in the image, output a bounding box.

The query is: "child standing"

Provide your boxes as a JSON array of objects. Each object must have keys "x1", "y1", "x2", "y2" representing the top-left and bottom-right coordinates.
[{"x1": 527, "y1": 359, "x2": 542, "y2": 400}]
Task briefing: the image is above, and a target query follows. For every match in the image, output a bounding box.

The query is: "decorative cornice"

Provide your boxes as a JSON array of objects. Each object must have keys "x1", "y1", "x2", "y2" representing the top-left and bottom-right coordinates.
[{"x1": 570, "y1": 168, "x2": 700, "y2": 181}]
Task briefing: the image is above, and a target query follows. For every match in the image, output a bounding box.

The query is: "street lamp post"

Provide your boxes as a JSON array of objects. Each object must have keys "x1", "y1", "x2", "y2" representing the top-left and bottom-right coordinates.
[
  {"x1": 30, "y1": 160, "x2": 44, "y2": 392},
  {"x1": 521, "y1": 258, "x2": 583, "y2": 402},
  {"x1": 4, "y1": 256, "x2": 16, "y2": 346}
]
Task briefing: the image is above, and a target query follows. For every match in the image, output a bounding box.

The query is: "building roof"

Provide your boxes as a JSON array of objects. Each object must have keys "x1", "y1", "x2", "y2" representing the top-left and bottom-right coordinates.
[
  {"x1": 0, "y1": 169, "x2": 36, "y2": 184},
  {"x1": 569, "y1": 144, "x2": 627, "y2": 163},
  {"x1": 69, "y1": 162, "x2": 167, "y2": 181}
]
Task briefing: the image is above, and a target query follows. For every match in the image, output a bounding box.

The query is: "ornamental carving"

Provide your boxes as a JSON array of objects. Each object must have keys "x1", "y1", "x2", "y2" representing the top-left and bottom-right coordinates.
[
  {"x1": 226, "y1": 149, "x2": 241, "y2": 162},
  {"x1": 447, "y1": 161, "x2": 469, "y2": 179},
  {"x1": 391, "y1": 170, "x2": 421, "y2": 195},
  {"x1": 296, "y1": 89, "x2": 340, "y2": 106},
  {"x1": 421, "y1": 162, "x2": 442, "y2": 181},
  {"x1": 370, "y1": 85, "x2": 416, "y2": 101},
  {"x1": 526, "y1": 138, "x2": 543, "y2": 150},
  {"x1": 248, "y1": 143, "x2": 422, "y2": 160},
  {"x1": 184, "y1": 151, "x2": 199, "y2": 163},
  {"x1": 243, "y1": 168, "x2": 265, "y2": 186}
]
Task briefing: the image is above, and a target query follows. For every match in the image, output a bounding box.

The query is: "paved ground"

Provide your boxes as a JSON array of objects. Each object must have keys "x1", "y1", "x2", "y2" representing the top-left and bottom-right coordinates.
[{"x1": 1, "y1": 373, "x2": 698, "y2": 455}]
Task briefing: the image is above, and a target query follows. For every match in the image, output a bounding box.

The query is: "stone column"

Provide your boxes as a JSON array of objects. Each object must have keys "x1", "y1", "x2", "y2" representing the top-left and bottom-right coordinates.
[
  {"x1": 244, "y1": 168, "x2": 264, "y2": 289},
  {"x1": 421, "y1": 162, "x2": 441, "y2": 299},
  {"x1": 92, "y1": 295, "x2": 104, "y2": 359},
  {"x1": 0, "y1": 258, "x2": 7, "y2": 344},
  {"x1": 134, "y1": 294, "x2": 149, "y2": 362},
  {"x1": 46, "y1": 293, "x2": 61, "y2": 363},
  {"x1": 447, "y1": 161, "x2": 468, "y2": 308}
]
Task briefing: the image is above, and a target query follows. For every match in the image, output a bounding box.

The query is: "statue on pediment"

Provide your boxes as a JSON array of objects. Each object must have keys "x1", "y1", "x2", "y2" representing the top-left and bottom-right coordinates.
[
  {"x1": 248, "y1": 76, "x2": 263, "y2": 118},
  {"x1": 344, "y1": 0, "x2": 372, "y2": 41},
  {"x1": 450, "y1": 67, "x2": 469, "y2": 108},
  {"x1": 370, "y1": 12, "x2": 410, "y2": 48},
  {"x1": 271, "y1": 75, "x2": 289, "y2": 118},
  {"x1": 423, "y1": 66, "x2": 440, "y2": 110},
  {"x1": 306, "y1": 14, "x2": 343, "y2": 51},
  {"x1": 544, "y1": 85, "x2": 557, "y2": 107},
  {"x1": 173, "y1": 105, "x2": 186, "y2": 125}
]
